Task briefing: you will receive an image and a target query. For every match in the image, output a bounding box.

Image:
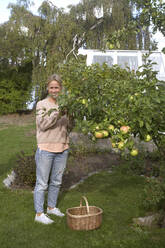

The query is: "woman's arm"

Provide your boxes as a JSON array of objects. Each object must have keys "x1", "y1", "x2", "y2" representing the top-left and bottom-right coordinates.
[{"x1": 36, "y1": 102, "x2": 60, "y2": 131}]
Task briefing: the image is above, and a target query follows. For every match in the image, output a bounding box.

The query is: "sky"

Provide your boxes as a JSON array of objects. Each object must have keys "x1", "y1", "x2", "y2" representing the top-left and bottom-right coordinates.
[
  {"x1": 0, "y1": 0, "x2": 81, "y2": 23},
  {"x1": 0, "y1": 0, "x2": 164, "y2": 51}
]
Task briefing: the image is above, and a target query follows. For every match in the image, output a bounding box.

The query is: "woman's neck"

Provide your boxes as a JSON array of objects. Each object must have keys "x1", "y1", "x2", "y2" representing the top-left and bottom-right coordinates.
[{"x1": 48, "y1": 96, "x2": 57, "y2": 104}]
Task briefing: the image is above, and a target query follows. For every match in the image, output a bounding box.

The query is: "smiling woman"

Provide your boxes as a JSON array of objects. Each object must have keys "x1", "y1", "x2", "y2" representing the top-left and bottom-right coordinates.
[
  {"x1": 34, "y1": 73, "x2": 71, "y2": 224},
  {"x1": 46, "y1": 73, "x2": 62, "y2": 100}
]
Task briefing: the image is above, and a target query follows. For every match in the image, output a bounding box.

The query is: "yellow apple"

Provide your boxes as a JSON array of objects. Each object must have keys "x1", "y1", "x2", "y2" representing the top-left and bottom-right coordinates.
[
  {"x1": 101, "y1": 130, "x2": 109, "y2": 138},
  {"x1": 118, "y1": 141, "x2": 124, "y2": 149},
  {"x1": 109, "y1": 44, "x2": 114, "y2": 49},
  {"x1": 129, "y1": 95, "x2": 134, "y2": 101},
  {"x1": 145, "y1": 134, "x2": 152, "y2": 142},
  {"x1": 108, "y1": 124, "x2": 115, "y2": 131},
  {"x1": 95, "y1": 131, "x2": 104, "y2": 139},
  {"x1": 130, "y1": 149, "x2": 138, "y2": 156},
  {"x1": 82, "y1": 99, "x2": 87, "y2": 105},
  {"x1": 111, "y1": 143, "x2": 117, "y2": 148},
  {"x1": 95, "y1": 125, "x2": 100, "y2": 130}
]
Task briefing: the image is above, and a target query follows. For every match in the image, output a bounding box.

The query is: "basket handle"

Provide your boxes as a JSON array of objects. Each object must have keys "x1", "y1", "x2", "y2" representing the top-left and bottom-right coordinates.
[{"x1": 80, "y1": 196, "x2": 90, "y2": 214}]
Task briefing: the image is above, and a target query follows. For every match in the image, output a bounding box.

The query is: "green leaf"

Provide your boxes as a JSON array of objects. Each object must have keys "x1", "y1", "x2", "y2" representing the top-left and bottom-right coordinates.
[
  {"x1": 145, "y1": 122, "x2": 152, "y2": 131},
  {"x1": 139, "y1": 120, "x2": 144, "y2": 128}
]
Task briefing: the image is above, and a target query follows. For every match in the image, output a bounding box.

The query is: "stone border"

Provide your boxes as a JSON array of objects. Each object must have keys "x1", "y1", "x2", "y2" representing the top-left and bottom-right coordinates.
[{"x1": 3, "y1": 171, "x2": 16, "y2": 188}]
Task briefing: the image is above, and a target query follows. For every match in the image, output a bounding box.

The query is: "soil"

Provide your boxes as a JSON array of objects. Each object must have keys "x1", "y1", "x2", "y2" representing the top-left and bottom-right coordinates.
[
  {"x1": 62, "y1": 152, "x2": 122, "y2": 191},
  {"x1": 11, "y1": 151, "x2": 122, "y2": 191}
]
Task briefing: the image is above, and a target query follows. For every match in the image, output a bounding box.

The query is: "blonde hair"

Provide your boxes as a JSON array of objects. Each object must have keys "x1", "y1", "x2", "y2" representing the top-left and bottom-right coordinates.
[{"x1": 47, "y1": 74, "x2": 62, "y2": 88}]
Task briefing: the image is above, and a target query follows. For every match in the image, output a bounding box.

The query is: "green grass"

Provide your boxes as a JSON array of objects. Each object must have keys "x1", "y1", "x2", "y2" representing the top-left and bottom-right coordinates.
[
  {"x1": 0, "y1": 124, "x2": 165, "y2": 248},
  {"x1": 0, "y1": 124, "x2": 36, "y2": 176}
]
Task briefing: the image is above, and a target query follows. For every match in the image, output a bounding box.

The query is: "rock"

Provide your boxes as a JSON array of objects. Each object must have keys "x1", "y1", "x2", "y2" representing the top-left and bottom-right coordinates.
[
  {"x1": 69, "y1": 132, "x2": 157, "y2": 153},
  {"x1": 69, "y1": 132, "x2": 112, "y2": 151},
  {"x1": 133, "y1": 213, "x2": 160, "y2": 227},
  {"x1": 3, "y1": 171, "x2": 16, "y2": 188},
  {"x1": 134, "y1": 137, "x2": 157, "y2": 153},
  {"x1": 69, "y1": 171, "x2": 99, "y2": 190}
]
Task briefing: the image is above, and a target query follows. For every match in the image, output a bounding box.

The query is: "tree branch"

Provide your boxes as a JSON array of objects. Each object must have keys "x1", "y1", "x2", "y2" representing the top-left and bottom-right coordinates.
[{"x1": 65, "y1": 18, "x2": 103, "y2": 62}]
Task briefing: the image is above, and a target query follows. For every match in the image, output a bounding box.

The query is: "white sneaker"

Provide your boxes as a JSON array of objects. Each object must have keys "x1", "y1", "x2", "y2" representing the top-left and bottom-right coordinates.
[
  {"x1": 47, "y1": 207, "x2": 65, "y2": 217},
  {"x1": 35, "y1": 213, "x2": 54, "y2": 224}
]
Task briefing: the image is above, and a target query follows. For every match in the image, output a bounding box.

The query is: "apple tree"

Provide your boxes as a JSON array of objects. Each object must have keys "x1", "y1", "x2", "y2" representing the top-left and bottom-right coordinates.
[{"x1": 57, "y1": 55, "x2": 165, "y2": 156}]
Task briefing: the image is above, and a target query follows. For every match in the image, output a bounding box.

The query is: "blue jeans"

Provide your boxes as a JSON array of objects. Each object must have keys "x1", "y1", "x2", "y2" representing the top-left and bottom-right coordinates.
[{"x1": 34, "y1": 148, "x2": 69, "y2": 213}]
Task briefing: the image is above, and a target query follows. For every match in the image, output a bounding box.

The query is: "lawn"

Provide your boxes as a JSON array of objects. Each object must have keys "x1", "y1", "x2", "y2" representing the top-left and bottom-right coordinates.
[
  {"x1": 0, "y1": 123, "x2": 165, "y2": 248},
  {"x1": 0, "y1": 123, "x2": 36, "y2": 176}
]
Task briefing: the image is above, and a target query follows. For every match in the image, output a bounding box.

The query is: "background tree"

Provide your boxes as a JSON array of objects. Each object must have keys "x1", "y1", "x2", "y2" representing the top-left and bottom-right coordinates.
[
  {"x1": 0, "y1": 9, "x2": 33, "y2": 114},
  {"x1": 0, "y1": 0, "x2": 164, "y2": 114}
]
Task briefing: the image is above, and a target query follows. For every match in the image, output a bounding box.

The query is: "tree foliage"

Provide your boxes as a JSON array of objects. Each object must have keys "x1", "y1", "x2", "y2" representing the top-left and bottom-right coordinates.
[
  {"x1": 133, "y1": 0, "x2": 165, "y2": 36},
  {"x1": 57, "y1": 55, "x2": 165, "y2": 155},
  {"x1": 0, "y1": 16, "x2": 33, "y2": 114},
  {"x1": 0, "y1": 0, "x2": 164, "y2": 114}
]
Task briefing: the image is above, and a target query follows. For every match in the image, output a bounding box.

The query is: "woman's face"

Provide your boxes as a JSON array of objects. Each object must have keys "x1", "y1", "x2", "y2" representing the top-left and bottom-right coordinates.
[{"x1": 48, "y1": 80, "x2": 61, "y2": 99}]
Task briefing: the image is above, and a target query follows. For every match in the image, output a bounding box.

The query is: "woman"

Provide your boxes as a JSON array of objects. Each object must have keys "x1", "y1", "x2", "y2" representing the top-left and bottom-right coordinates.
[{"x1": 34, "y1": 74, "x2": 69, "y2": 224}]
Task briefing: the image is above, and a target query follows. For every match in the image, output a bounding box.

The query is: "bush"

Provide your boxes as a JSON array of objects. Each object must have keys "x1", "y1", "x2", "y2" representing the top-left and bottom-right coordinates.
[
  {"x1": 14, "y1": 151, "x2": 36, "y2": 188},
  {"x1": 0, "y1": 62, "x2": 33, "y2": 115},
  {"x1": 142, "y1": 177, "x2": 165, "y2": 211}
]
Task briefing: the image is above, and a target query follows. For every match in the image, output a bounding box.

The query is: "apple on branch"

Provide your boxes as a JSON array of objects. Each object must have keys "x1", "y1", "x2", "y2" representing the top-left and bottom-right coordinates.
[
  {"x1": 145, "y1": 134, "x2": 152, "y2": 142},
  {"x1": 120, "y1": 126, "x2": 130, "y2": 134},
  {"x1": 130, "y1": 149, "x2": 138, "y2": 156}
]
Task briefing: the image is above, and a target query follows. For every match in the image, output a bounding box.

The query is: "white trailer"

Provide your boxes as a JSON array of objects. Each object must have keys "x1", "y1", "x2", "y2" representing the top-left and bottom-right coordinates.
[{"x1": 78, "y1": 49, "x2": 165, "y2": 81}]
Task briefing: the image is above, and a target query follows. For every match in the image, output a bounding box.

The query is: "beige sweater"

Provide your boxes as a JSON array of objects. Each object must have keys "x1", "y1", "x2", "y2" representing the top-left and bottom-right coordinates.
[{"x1": 36, "y1": 98, "x2": 69, "y2": 146}]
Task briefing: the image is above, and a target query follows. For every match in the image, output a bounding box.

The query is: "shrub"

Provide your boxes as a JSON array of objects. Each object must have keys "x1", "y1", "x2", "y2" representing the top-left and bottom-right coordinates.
[
  {"x1": 0, "y1": 61, "x2": 33, "y2": 115},
  {"x1": 142, "y1": 177, "x2": 165, "y2": 211},
  {"x1": 14, "y1": 151, "x2": 36, "y2": 188}
]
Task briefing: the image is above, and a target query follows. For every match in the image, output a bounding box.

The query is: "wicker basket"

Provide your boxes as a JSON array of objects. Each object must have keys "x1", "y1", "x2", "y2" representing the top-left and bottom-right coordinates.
[{"x1": 66, "y1": 196, "x2": 103, "y2": 230}]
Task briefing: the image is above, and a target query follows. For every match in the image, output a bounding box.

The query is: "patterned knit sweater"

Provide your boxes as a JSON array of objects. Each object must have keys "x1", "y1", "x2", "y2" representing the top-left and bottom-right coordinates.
[{"x1": 36, "y1": 98, "x2": 69, "y2": 146}]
